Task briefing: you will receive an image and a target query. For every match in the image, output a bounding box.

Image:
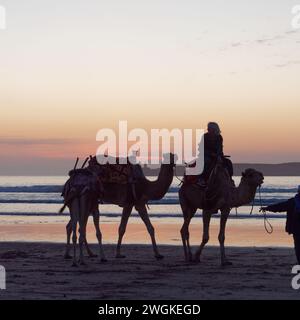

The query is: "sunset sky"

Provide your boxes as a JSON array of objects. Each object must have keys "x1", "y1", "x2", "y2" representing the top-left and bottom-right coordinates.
[{"x1": 0, "y1": 0, "x2": 300, "y2": 174}]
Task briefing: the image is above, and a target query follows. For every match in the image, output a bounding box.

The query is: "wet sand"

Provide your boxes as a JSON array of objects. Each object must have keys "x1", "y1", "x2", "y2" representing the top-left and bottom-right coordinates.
[{"x1": 0, "y1": 215, "x2": 294, "y2": 247}]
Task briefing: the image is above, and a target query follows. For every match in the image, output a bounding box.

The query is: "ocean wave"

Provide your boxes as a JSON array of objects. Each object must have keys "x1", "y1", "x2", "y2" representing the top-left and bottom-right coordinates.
[
  {"x1": 0, "y1": 199, "x2": 63, "y2": 204},
  {"x1": 0, "y1": 211, "x2": 286, "y2": 219},
  {"x1": 0, "y1": 198, "x2": 291, "y2": 206},
  {"x1": 0, "y1": 185, "x2": 297, "y2": 194},
  {"x1": 0, "y1": 185, "x2": 63, "y2": 193}
]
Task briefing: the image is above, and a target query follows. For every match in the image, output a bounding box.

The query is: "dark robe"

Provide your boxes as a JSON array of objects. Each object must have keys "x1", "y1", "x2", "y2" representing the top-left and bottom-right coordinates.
[{"x1": 265, "y1": 197, "x2": 300, "y2": 235}]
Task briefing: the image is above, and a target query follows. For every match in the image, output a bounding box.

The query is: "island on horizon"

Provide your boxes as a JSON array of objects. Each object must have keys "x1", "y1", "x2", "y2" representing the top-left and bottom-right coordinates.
[{"x1": 143, "y1": 162, "x2": 300, "y2": 177}]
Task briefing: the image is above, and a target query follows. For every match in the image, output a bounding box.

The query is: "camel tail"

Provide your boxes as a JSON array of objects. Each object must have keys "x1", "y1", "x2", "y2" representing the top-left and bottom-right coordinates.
[
  {"x1": 58, "y1": 188, "x2": 77, "y2": 214},
  {"x1": 58, "y1": 204, "x2": 67, "y2": 214}
]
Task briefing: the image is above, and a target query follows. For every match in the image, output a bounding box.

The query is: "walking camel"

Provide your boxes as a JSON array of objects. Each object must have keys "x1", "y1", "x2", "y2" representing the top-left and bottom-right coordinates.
[
  {"x1": 179, "y1": 161, "x2": 264, "y2": 266},
  {"x1": 60, "y1": 169, "x2": 106, "y2": 266},
  {"x1": 61, "y1": 153, "x2": 176, "y2": 264}
]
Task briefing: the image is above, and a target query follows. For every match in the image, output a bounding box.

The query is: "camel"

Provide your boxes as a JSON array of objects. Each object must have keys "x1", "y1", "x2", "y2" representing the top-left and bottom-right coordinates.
[
  {"x1": 63, "y1": 153, "x2": 176, "y2": 262},
  {"x1": 179, "y1": 160, "x2": 264, "y2": 266},
  {"x1": 60, "y1": 169, "x2": 107, "y2": 266}
]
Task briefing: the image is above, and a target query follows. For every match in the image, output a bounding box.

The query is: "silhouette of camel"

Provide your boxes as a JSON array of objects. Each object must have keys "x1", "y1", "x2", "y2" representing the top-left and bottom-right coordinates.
[
  {"x1": 179, "y1": 161, "x2": 264, "y2": 266},
  {"x1": 61, "y1": 153, "x2": 176, "y2": 264}
]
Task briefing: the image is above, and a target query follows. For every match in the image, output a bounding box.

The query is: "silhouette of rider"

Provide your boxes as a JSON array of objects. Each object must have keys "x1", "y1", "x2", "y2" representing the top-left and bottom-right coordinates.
[{"x1": 198, "y1": 122, "x2": 228, "y2": 186}]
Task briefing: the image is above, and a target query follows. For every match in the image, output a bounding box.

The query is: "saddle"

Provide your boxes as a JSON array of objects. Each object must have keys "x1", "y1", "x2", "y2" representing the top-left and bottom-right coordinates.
[
  {"x1": 102, "y1": 163, "x2": 131, "y2": 184},
  {"x1": 62, "y1": 168, "x2": 102, "y2": 199},
  {"x1": 183, "y1": 156, "x2": 234, "y2": 211},
  {"x1": 89, "y1": 156, "x2": 133, "y2": 185},
  {"x1": 68, "y1": 168, "x2": 93, "y2": 177},
  {"x1": 183, "y1": 155, "x2": 232, "y2": 187}
]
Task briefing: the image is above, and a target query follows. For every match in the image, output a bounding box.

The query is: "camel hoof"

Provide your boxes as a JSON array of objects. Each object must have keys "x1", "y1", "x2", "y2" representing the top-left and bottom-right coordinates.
[
  {"x1": 78, "y1": 259, "x2": 86, "y2": 266},
  {"x1": 116, "y1": 254, "x2": 126, "y2": 259},
  {"x1": 100, "y1": 258, "x2": 108, "y2": 263},
  {"x1": 188, "y1": 253, "x2": 195, "y2": 262},
  {"x1": 88, "y1": 253, "x2": 98, "y2": 258},
  {"x1": 184, "y1": 255, "x2": 192, "y2": 263},
  {"x1": 193, "y1": 256, "x2": 201, "y2": 263},
  {"x1": 221, "y1": 260, "x2": 233, "y2": 267},
  {"x1": 155, "y1": 254, "x2": 164, "y2": 260},
  {"x1": 71, "y1": 262, "x2": 78, "y2": 267},
  {"x1": 64, "y1": 254, "x2": 72, "y2": 260}
]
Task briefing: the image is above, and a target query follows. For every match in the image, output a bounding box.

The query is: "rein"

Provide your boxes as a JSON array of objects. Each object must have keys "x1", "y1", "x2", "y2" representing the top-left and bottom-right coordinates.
[
  {"x1": 174, "y1": 165, "x2": 184, "y2": 186},
  {"x1": 236, "y1": 184, "x2": 273, "y2": 234},
  {"x1": 258, "y1": 185, "x2": 273, "y2": 234}
]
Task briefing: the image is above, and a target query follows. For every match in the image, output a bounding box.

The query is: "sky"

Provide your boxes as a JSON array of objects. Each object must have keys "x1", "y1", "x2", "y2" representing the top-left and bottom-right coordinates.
[{"x1": 0, "y1": 0, "x2": 300, "y2": 174}]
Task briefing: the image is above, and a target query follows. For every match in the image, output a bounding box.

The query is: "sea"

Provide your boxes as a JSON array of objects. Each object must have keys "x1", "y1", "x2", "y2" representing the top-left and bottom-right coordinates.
[{"x1": 0, "y1": 176, "x2": 298, "y2": 223}]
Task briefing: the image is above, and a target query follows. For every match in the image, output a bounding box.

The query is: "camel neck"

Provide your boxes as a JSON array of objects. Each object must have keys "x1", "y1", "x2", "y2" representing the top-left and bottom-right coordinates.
[
  {"x1": 157, "y1": 164, "x2": 174, "y2": 190},
  {"x1": 144, "y1": 164, "x2": 174, "y2": 200},
  {"x1": 234, "y1": 179, "x2": 258, "y2": 207},
  {"x1": 158, "y1": 164, "x2": 173, "y2": 179}
]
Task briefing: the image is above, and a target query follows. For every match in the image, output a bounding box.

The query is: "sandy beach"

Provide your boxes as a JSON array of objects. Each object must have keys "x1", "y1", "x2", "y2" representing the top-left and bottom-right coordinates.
[
  {"x1": 0, "y1": 218, "x2": 299, "y2": 300},
  {"x1": 0, "y1": 242, "x2": 299, "y2": 300}
]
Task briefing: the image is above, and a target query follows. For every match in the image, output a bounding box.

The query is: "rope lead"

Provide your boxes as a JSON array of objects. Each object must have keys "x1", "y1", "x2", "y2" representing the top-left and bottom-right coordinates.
[{"x1": 258, "y1": 185, "x2": 273, "y2": 234}]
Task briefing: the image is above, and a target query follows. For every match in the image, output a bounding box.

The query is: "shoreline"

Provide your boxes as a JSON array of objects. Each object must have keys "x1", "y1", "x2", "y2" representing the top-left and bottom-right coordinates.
[{"x1": 0, "y1": 217, "x2": 294, "y2": 247}]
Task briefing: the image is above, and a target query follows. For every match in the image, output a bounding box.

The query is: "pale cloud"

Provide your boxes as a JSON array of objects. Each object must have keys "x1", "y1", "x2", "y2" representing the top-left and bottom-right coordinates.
[{"x1": 274, "y1": 60, "x2": 300, "y2": 68}]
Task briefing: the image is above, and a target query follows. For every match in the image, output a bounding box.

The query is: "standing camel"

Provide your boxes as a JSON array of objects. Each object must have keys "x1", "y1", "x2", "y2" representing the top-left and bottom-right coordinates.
[
  {"x1": 63, "y1": 153, "x2": 176, "y2": 261},
  {"x1": 179, "y1": 164, "x2": 264, "y2": 266}
]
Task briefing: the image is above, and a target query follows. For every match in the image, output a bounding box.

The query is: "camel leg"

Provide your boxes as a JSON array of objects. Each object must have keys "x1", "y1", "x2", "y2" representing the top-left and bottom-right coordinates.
[
  {"x1": 64, "y1": 219, "x2": 72, "y2": 259},
  {"x1": 180, "y1": 207, "x2": 197, "y2": 262},
  {"x1": 70, "y1": 199, "x2": 79, "y2": 267},
  {"x1": 180, "y1": 214, "x2": 194, "y2": 262},
  {"x1": 116, "y1": 205, "x2": 133, "y2": 258},
  {"x1": 180, "y1": 217, "x2": 188, "y2": 261},
  {"x1": 194, "y1": 210, "x2": 211, "y2": 262},
  {"x1": 82, "y1": 215, "x2": 97, "y2": 258},
  {"x1": 136, "y1": 204, "x2": 163, "y2": 260},
  {"x1": 92, "y1": 210, "x2": 107, "y2": 262},
  {"x1": 84, "y1": 237, "x2": 96, "y2": 258},
  {"x1": 219, "y1": 209, "x2": 232, "y2": 266},
  {"x1": 179, "y1": 188, "x2": 196, "y2": 262},
  {"x1": 66, "y1": 213, "x2": 95, "y2": 259},
  {"x1": 78, "y1": 195, "x2": 88, "y2": 266}
]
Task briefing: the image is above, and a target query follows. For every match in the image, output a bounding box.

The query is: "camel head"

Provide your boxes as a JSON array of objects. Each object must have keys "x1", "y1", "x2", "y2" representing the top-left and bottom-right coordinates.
[{"x1": 241, "y1": 168, "x2": 264, "y2": 187}]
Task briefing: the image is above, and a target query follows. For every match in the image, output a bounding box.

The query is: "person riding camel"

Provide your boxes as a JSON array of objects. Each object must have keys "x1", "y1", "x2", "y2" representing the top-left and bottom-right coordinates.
[{"x1": 198, "y1": 122, "x2": 233, "y2": 187}]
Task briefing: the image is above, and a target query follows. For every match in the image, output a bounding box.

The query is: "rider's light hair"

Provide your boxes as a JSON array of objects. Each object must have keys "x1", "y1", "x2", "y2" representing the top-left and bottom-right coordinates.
[{"x1": 207, "y1": 122, "x2": 221, "y2": 135}]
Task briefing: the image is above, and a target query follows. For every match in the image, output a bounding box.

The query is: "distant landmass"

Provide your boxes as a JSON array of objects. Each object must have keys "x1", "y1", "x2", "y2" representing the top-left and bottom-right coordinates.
[
  {"x1": 142, "y1": 162, "x2": 300, "y2": 176},
  {"x1": 1, "y1": 159, "x2": 300, "y2": 176}
]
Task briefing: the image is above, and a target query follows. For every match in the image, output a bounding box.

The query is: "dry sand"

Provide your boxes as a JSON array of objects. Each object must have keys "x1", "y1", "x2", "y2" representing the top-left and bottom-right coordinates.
[
  {"x1": 0, "y1": 218, "x2": 300, "y2": 300},
  {"x1": 0, "y1": 243, "x2": 299, "y2": 300}
]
